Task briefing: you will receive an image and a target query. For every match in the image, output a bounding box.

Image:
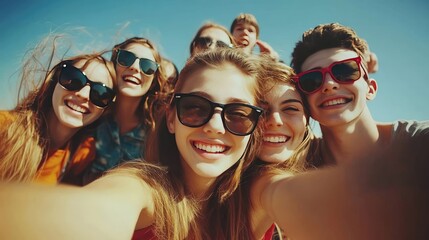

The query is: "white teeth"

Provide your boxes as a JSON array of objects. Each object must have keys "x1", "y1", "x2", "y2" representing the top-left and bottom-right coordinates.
[
  {"x1": 195, "y1": 142, "x2": 226, "y2": 153},
  {"x1": 323, "y1": 98, "x2": 347, "y2": 107},
  {"x1": 123, "y1": 76, "x2": 140, "y2": 85},
  {"x1": 66, "y1": 102, "x2": 88, "y2": 114},
  {"x1": 263, "y1": 136, "x2": 287, "y2": 143}
]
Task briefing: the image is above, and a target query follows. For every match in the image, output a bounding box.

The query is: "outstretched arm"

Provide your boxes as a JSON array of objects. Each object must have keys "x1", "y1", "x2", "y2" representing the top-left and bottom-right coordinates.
[
  {"x1": 259, "y1": 156, "x2": 428, "y2": 240},
  {"x1": 0, "y1": 173, "x2": 152, "y2": 240}
]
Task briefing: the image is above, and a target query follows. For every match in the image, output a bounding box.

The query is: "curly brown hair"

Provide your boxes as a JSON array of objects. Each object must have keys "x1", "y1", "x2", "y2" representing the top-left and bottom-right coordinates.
[{"x1": 291, "y1": 23, "x2": 370, "y2": 73}]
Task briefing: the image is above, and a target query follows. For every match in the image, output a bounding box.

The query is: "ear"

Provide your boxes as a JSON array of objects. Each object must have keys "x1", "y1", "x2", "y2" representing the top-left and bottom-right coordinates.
[
  {"x1": 166, "y1": 108, "x2": 176, "y2": 134},
  {"x1": 366, "y1": 78, "x2": 378, "y2": 100}
]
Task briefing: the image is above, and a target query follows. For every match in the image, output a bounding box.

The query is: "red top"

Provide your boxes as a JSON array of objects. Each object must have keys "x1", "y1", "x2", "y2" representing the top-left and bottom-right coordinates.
[
  {"x1": 132, "y1": 226, "x2": 156, "y2": 240},
  {"x1": 132, "y1": 223, "x2": 276, "y2": 240}
]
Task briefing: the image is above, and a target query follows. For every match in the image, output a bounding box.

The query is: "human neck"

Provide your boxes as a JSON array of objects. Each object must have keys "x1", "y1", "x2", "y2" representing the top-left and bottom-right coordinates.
[
  {"x1": 47, "y1": 111, "x2": 78, "y2": 151},
  {"x1": 181, "y1": 161, "x2": 214, "y2": 200},
  {"x1": 114, "y1": 94, "x2": 143, "y2": 134},
  {"x1": 319, "y1": 108, "x2": 381, "y2": 165}
]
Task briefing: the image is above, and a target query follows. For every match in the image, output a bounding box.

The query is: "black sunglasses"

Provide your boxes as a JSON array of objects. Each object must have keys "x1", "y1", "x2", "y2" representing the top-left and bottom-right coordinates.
[
  {"x1": 173, "y1": 93, "x2": 263, "y2": 136},
  {"x1": 194, "y1": 37, "x2": 234, "y2": 49},
  {"x1": 59, "y1": 62, "x2": 116, "y2": 108},
  {"x1": 116, "y1": 49, "x2": 159, "y2": 75},
  {"x1": 294, "y1": 56, "x2": 365, "y2": 94}
]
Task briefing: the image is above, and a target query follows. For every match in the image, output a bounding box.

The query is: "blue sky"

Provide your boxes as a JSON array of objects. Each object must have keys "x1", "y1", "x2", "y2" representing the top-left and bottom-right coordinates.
[{"x1": 1, "y1": 0, "x2": 428, "y2": 127}]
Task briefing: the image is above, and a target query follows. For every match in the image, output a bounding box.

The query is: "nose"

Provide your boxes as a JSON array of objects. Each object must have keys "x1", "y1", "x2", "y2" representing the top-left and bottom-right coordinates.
[
  {"x1": 76, "y1": 85, "x2": 91, "y2": 101},
  {"x1": 321, "y1": 72, "x2": 339, "y2": 93},
  {"x1": 129, "y1": 58, "x2": 140, "y2": 72},
  {"x1": 266, "y1": 112, "x2": 283, "y2": 128},
  {"x1": 202, "y1": 108, "x2": 226, "y2": 135}
]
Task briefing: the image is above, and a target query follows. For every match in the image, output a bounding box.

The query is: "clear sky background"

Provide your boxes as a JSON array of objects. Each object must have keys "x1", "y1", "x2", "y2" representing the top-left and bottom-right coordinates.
[{"x1": 1, "y1": 0, "x2": 428, "y2": 128}]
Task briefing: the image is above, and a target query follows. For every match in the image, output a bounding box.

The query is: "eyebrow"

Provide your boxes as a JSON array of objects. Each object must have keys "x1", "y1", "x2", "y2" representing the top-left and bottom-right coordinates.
[{"x1": 281, "y1": 99, "x2": 303, "y2": 105}]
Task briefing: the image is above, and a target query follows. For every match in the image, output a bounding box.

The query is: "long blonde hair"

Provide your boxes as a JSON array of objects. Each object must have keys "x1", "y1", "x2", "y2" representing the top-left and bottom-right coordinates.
[
  {"x1": 112, "y1": 48, "x2": 264, "y2": 239},
  {"x1": 0, "y1": 36, "x2": 115, "y2": 182}
]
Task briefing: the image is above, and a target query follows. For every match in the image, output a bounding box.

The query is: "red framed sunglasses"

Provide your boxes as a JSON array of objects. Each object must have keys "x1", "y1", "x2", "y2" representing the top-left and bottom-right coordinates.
[{"x1": 293, "y1": 56, "x2": 366, "y2": 94}]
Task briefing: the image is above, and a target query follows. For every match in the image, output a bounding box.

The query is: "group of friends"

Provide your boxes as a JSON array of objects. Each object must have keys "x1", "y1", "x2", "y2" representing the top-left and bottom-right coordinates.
[{"x1": 0, "y1": 13, "x2": 428, "y2": 240}]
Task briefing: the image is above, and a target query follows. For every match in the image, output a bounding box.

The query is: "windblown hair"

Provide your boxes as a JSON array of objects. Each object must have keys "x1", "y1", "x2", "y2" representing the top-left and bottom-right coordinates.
[
  {"x1": 0, "y1": 35, "x2": 115, "y2": 182},
  {"x1": 111, "y1": 37, "x2": 166, "y2": 131},
  {"x1": 291, "y1": 23, "x2": 370, "y2": 73},
  {"x1": 189, "y1": 22, "x2": 237, "y2": 56},
  {"x1": 230, "y1": 13, "x2": 260, "y2": 37},
  {"x1": 115, "y1": 48, "x2": 264, "y2": 239}
]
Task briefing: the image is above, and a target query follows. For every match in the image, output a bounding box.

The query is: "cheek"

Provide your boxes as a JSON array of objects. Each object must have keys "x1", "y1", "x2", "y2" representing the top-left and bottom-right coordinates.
[
  {"x1": 292, "y1": 116, "x2": 308, "y2": 141},
  {"x1": 51, "y1": 84, "x2": 63, "y2": 108}
]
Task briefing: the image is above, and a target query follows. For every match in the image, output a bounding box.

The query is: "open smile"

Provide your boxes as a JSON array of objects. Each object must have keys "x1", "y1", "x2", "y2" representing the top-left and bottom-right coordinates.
[
  {"x1": 65, "y1": 100, "x2": 89, "y2": 114},
  {"x1": 319, "y1": 97, "x2": 352, "y2": 108},
  {"x1": 193, "y1": 141, "x2": 229, "y2": 153}
]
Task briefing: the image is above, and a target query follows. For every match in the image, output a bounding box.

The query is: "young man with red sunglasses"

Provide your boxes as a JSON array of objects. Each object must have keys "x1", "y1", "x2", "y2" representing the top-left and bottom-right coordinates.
[{"x1": 275, "y1": 22, "x2": 429, "y2": 239}]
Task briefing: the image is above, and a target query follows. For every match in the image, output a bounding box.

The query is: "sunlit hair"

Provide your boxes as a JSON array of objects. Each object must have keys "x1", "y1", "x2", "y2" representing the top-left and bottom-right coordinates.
[
  {"x1": 0, "y1": 35, "x2": 115, "y2": 182},
  {"x1": 111, "y1": 37, "x2": 166, "y2": 130},
  {"x1": 113, "y1": 48, "x2": 264, "y2": 239},
  {"x1": 230, "y1": 13, "x2": 260, "y2": 37},
  {"x1": 291, "y1": 22, "x2": 370, "y2": 74},
  {"x1": 189, "y1": 22, "x2": 237, "y2": 56}
]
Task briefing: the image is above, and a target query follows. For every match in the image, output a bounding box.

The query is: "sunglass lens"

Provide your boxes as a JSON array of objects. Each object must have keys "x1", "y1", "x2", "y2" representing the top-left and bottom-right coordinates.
[
  {"x1": 59, "y1": 65, "x2": 86, "y2": 91},
  {"x1": 90, "y1": 84, "x2": 115, "y2": 108},
  {"x1": 299, "y1": 71, "x2": 324, "y2": 93},
  {"x1": 195, "y1": 37, "x2": 211, "y2": 48},
  {"x1": 117, "y1": 50, "x2": 135, "y2": 67},
  {"x1": 224, "y1": 105, "x2": 257, "y2": 135},
  {"x1": 140, "y1": 59, "x2": 158, "y2": 75},
  {"x1": 177, "y1": 95, "x2": 211, "y2": 127},
  {"x1": 332, "y1": 61, "x2": 360, "y2": 82}
]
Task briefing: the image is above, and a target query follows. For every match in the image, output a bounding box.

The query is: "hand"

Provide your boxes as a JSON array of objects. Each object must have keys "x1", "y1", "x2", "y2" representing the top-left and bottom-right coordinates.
[
  {"x1": 367, "y1": 52, "x2": 379, "y2": 73},
  {"x1": 256, "y1": 39, "x2": 280, "y2": 61}
]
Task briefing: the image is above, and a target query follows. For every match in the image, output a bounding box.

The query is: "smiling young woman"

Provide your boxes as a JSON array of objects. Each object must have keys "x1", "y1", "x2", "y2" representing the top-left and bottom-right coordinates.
[{"x1": 0, "y1": 35, "x2": 115, "y2": 183}]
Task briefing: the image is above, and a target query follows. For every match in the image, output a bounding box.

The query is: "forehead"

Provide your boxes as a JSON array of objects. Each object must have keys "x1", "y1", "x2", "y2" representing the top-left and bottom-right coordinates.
[
  {"x1": 180, "y1": 63, "x2": 255, "y2": 104},
  {"x1": 301, "y1": 48, "x2": 359, "y2": 71},
  {"x1": 266, "y1": 83, "x2": 301, "y2": 103},
  {"x1": 75, "y1": 60, "x2": 113, "y2": 87},
  {"x1": 123, "y1": 43, "x2": 155, "y2": 61},
  {"x1": 233, "y1": 22, "x2": 256, "y2": 31},
  {"x1": 200, "y1": 28, "x2": 231, "y2": 42}
]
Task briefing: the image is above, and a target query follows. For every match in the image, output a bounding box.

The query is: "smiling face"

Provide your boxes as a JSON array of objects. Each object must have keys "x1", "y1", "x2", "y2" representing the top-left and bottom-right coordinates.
[
  {"x1": 259, "y1": 83, "x2": 307, "y2": 163},
  {"x1": 51, "y1": 59, "x2": 114, "y2": 130},
  {"x1": 167, "y1": 63, "x2": 255, "y2": 182},
  {"x1": 116, "y1": 43, "x2": 156, "y2": 97},
  {"x1": 302, "y1": 48, "x2": 377, "y2": 128}
]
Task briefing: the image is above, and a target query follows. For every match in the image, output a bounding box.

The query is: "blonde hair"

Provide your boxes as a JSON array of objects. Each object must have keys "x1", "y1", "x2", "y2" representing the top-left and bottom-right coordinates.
[
  {"x1": 0, "y1": 35, "x2": 115, "y2": 182},
  {"x1": 114, "y1": 48, "x2": 264, "y2": 239}
]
